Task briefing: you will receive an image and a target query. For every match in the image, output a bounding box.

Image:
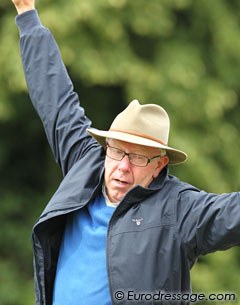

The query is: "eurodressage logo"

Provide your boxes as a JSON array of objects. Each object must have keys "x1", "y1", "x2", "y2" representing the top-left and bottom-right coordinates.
[
  {"x1": 114, "y1": 290, "x2": 237, "y2": 303},
  {"x1": 132, "y1": 218, "x2": 143, "y2": 226}
]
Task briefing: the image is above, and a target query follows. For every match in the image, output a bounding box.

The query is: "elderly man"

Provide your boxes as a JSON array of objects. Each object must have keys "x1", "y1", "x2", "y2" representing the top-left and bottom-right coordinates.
[{"x1": 12, "y1": 1, "x2": 240, "y2": 305}]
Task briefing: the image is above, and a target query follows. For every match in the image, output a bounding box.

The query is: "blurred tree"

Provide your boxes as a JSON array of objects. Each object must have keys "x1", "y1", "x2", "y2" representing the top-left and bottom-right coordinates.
[{"x1": 0, "y1": 0, "x2": 240, "y2": 304}]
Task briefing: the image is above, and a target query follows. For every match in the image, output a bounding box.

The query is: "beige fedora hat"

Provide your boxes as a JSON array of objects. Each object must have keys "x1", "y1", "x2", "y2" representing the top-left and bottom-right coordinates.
[{"x1": 87, "y1": 100, "x2": 187, "y2": 164}]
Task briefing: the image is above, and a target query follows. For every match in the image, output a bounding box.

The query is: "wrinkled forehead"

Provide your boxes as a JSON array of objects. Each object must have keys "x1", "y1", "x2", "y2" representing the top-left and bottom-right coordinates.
[{"x1": 107, "y1": 138, "x2": 162, "y2": 155}]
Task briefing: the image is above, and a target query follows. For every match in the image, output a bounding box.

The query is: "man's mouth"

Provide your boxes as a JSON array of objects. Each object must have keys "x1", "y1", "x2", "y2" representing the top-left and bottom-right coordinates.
[{"x1": 114, "y1": 179, "x2": 129, "y2": 185}]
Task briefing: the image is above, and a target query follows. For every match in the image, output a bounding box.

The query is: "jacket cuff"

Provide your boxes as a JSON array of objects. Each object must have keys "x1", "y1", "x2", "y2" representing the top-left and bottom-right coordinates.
[{"x1": 15, "y1": 10, "x2": 43, "y2": 36}]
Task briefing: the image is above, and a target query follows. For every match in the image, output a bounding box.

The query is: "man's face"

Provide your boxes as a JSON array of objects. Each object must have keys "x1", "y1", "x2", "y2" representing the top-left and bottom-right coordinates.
[{"x1": 104, "y1": 139, "x2": 169, "y2": 203}]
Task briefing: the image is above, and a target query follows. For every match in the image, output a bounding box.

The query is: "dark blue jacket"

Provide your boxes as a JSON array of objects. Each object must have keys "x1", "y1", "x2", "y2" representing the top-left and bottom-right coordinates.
[{"x1": 16, "y1": 10, "x2": 240, "y2": 305}]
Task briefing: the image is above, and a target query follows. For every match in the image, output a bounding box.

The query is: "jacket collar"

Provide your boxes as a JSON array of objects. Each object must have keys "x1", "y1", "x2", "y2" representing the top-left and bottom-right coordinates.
[
  {"x1": 112, "y1": 166, "x2": 169, "y2": 216},
  {"x1": 36, "y1": 163, "x2": 168, "y2": 224}
]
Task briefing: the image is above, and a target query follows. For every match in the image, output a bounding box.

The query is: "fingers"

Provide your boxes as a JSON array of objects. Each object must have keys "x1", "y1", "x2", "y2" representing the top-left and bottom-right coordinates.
[{"x1": 12, "y1": 0, "x2": 35, "y2": 14}]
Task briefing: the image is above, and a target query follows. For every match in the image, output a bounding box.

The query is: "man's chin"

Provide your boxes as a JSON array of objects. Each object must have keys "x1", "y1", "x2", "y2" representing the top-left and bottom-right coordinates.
[{"x1": 107, "y1": 189, "x2": 127, "y2": 203}]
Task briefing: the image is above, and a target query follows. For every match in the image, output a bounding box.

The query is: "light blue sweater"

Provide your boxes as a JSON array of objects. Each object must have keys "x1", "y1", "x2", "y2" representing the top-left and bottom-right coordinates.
[{"x1": 53, "y1": 194, "x2": 115, "y2": 305}]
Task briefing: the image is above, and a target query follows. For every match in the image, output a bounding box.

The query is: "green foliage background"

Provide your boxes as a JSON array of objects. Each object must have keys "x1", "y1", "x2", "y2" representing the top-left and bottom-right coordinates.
[{"x1": 1, "y1": 0, "x2": 240, "y2": 304}]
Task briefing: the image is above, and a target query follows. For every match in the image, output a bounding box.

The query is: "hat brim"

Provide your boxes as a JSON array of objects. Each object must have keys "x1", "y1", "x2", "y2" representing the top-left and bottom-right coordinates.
[{"x1": 87, "y1": 128, "x2": 187, "y2": 165}]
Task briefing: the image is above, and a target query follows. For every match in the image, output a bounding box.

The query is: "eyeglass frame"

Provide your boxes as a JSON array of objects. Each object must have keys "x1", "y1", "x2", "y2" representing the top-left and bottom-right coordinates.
[{"x1": 105, "y1": 144, "x2": 165, "y2": 167}]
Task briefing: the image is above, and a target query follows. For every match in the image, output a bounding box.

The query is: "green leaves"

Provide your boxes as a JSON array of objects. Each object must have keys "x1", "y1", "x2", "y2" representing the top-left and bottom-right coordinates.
[{"x1": 1, "y1": 1, "x2": 240, "y2": 304}]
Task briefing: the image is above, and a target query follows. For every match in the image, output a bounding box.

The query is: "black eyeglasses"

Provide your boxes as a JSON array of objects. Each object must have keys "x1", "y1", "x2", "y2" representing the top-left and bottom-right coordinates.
[{"x1": 105, "y1": 144, "x2": 162, "y2": 167}]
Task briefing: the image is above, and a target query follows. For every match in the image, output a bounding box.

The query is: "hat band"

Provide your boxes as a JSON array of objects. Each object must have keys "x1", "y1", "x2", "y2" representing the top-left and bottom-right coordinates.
[{"x1": 109, "y1": 129, "x2": 167, "y2": 146}]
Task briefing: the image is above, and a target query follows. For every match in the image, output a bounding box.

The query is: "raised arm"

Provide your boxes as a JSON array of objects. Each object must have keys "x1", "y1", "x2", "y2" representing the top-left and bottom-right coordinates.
[
  {"x1": 12, "y1": 0, "x2": 35, "y2": 14},
  {"x1": 12, "y1": 1, "x2": 97, "y2": 176}
]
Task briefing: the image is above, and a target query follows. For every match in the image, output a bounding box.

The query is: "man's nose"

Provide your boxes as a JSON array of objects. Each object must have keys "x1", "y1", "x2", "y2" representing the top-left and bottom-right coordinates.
[{"x1": 118, "y1": 155, "x2": 131, "y2": 172}]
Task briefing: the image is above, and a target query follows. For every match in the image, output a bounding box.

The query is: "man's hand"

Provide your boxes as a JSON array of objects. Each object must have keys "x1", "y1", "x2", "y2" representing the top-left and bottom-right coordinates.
[{"x1": 12, "y1": 0, "x2": 35, "y2": 15}]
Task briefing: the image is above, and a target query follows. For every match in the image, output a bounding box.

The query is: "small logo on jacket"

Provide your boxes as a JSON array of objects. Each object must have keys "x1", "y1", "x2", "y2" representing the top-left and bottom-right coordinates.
[{"x1": 132, "y1": 218, "x2": 143, "y2": 226}]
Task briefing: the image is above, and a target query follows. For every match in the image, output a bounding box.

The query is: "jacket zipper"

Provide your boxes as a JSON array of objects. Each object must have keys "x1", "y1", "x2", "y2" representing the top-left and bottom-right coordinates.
[
  {"x1": 106, "y1": 191, "x2": 139, "y2": 305},
  {"x1": 33, "y1": 167, "x2": 105, "y2": 305}
]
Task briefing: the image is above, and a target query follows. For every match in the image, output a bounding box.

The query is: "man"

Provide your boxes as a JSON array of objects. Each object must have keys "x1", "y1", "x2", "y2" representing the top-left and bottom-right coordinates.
[{"x1": 12, "y1": 1, "x2": 240, "y2": 305}]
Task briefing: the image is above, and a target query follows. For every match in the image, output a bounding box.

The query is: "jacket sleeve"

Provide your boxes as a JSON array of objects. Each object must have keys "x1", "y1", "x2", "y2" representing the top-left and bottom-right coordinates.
[
  {"x1": 177, "y1": 186, "x2": 240, "y2": 258},
  {"x1": 16, "y1": 10, "x2": 97, "y2": 176}
]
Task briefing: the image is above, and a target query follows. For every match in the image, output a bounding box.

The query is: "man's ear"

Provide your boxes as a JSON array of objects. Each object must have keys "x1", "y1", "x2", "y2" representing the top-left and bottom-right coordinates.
[{"x1": 153, "y1": 156, "x2": 169, "y2": 178}]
